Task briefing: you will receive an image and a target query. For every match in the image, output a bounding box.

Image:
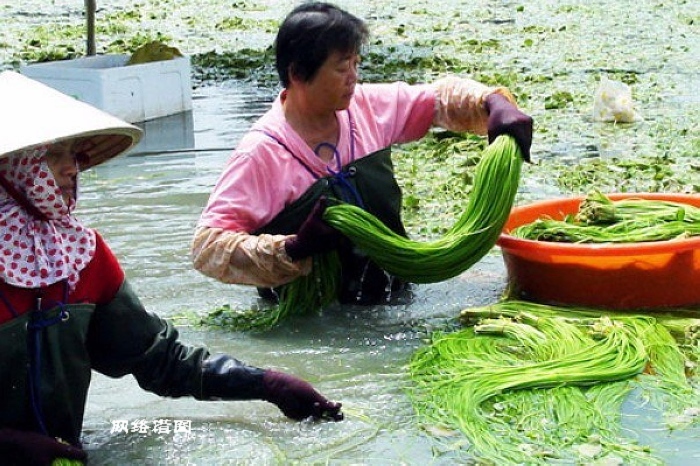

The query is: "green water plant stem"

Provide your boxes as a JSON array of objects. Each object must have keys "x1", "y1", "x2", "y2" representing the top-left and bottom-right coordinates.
[
  {"x1": 51, "y1": 458, "x2": 84, "y2": 466},
  {"x1": 324, "y1": 135, "x2": 523, "y2": 283},
  {"x1": 202, "y1": 253, "x2": 341, "y2": 331}
]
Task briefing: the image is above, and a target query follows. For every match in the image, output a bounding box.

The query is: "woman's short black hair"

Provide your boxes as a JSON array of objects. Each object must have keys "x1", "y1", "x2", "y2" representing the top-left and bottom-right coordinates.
[{"x1": 274, "y1": 2, "x2": 369, "y2": 87}]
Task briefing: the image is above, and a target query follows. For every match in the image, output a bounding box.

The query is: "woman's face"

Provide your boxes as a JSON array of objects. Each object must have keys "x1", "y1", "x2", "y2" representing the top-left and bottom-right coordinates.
[
  {"x1": 45, "y1": 140, "x2": 79, "y2": 204},
  {"x1": 304, "y1": 50, "x2": 360, "y2": 111}
]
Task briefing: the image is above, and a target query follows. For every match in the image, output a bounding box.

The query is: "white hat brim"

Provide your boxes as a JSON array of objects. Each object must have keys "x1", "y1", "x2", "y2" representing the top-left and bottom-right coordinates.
[{"x1": 0, "y1": 71, "x2": 143, "y2": 169}]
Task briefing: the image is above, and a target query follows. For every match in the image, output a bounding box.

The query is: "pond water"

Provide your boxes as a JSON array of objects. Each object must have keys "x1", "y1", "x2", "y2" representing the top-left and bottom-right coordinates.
[{"x1": 2, "y1": 0, "x2": 699, "y2": 464}]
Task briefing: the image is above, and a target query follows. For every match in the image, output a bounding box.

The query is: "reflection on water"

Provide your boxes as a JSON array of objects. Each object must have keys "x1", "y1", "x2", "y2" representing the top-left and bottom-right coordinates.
[{"x1": 131, "y1": 111, "x2": 195, "y2": 156}]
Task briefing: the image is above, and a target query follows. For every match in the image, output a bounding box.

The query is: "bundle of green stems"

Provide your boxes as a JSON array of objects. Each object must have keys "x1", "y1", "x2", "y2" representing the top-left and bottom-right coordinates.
[
  {"x1": 325, "y1": 135, "x2": 523, "y2": 283},
  {"x1": 407, "y1": 300, "x2": 700, "y2": 464},
  {"x1": 512, "y1": 189, "x2": 700, "y2": 243},
  {"x1": 207, "y1": 135, "x2": 523, "y2": 330}
]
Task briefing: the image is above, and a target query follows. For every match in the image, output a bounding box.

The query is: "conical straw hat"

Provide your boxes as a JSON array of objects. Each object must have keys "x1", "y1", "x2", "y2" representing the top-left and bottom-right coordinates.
[{"x1": 0, "y1": 70, "x2": 142, "y2": 169}]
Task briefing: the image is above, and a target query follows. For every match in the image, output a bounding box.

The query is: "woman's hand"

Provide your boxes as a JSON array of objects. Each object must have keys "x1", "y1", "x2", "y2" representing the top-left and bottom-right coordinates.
[
  {"x1": 284, "y1": 197, "x2": 343, "y2": 261},
  {"x1": 0, "y1": 428, "x2": 87, "y2": 466},
  {"x1": 262, "y1": 370, "x2": 344, "y2": 421},
  {"x1": 486, "y1": 93, "x2": 534, "y2": 162}
]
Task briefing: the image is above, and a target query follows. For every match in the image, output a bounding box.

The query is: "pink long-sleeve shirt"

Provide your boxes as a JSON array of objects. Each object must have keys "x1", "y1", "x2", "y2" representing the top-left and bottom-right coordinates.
[{"x1": 198, "y1": 81, "x2": 434, "y2": 233}]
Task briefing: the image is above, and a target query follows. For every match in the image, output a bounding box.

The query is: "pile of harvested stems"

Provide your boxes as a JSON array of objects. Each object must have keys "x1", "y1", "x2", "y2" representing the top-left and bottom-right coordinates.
[
  {"x1": 512, "y1": 189, "x2": 700, "y2": 243},
  {"x1": 205, "y1": 135, "x2": 522, "y2": 331},
  {"x1": 408, "y1": 300, "x2": 700, "y2": 464}
]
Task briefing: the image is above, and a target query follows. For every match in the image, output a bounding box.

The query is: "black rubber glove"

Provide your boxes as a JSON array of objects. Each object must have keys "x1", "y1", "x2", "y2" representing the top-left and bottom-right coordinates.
[
  {"x1": 0, "y1": 428, "x2": 87, "y2": 466},
  {"x1": 262, "y1": 370, "x2": 344, "y2": 421},
  {"x1": 485, "y1": 93, "x2": 534, "y2": 163},
  {"x1": 284, "y1": 197, "x2": 342, "y2": 261}
]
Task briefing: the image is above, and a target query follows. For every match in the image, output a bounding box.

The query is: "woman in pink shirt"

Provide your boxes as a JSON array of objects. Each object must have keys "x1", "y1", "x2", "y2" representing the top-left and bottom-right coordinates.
[{"x1": 192, "y1": 2, "x2": 533, "y2": 305}]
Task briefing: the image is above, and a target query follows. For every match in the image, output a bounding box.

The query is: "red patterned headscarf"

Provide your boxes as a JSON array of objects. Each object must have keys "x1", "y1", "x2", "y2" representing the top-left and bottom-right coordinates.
[{"x1": 0, "y1": 147, "x2": 96, "y2": 290}]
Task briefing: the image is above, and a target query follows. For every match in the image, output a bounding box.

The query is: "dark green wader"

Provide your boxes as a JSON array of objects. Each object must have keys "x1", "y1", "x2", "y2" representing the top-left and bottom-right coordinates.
[
  {"x1": 0, "y1": 281, "x2": 217, "y2": 448},
  {"x1": 0, "y1": 302, "x2": 94, "y2": 446},
  {"x1": 255, "y1": 148, "x2": 412, "y2": 305}
]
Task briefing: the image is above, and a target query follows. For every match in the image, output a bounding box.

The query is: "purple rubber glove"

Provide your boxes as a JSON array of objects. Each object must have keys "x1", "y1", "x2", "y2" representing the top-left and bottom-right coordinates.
[
  {"x1": 486, "y1": 93, "x2": 534, "y2": 162},
  {"x1": 262, "y1": 370, "x2": 344, "y2": 421},
  {"x1": 0, "y1": 428, "x2": 87, "y2": 466},
  {"x1": 284, "y1": 197, "x2": 342, "y2": 261}
]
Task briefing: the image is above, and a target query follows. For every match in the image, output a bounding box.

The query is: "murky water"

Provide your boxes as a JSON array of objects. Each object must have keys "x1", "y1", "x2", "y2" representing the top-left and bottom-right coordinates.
[{"x1": 2, "y1": 0, "x2": 699, "y2": 464}]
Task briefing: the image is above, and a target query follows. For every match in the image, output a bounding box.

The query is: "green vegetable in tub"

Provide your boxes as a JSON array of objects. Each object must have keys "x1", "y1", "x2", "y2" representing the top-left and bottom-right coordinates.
[{"x1": 511, "y1": 189, "x2": 700, "y2": 243}]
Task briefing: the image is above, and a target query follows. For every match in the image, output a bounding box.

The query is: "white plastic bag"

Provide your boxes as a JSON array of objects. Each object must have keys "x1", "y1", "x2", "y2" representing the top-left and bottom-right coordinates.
[{"x1": 592, "y1": 76, "x2": 642, "y2": 123}]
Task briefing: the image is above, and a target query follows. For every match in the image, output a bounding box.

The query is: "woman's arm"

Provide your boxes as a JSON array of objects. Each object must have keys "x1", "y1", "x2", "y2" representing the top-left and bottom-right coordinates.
[
  {"x1": 88, "y1": 279, "x2": 342, "y2": 420},
  {"x1": 191, "y1": 226, "x2": 311, "y2": 288},
  {"x1": 432, "y1": 76, "x2": 517, "y2": 134}
]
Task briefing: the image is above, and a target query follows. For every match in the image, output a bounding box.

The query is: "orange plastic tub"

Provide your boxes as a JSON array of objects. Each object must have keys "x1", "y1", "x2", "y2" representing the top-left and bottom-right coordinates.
[{"x1": 497, "y1": 193, "x2": 700, "y2": 310}]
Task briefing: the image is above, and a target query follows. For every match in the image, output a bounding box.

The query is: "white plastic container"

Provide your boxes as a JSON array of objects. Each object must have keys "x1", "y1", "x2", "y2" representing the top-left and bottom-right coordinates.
[{"x1": 20, "y1": 54, "x2": 192, "y2": 123}]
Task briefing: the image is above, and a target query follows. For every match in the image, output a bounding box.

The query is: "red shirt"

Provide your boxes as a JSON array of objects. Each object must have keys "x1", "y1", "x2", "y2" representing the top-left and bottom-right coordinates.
[{"x1": 0, "y1": 232, "x2": 124, "y2": 324}]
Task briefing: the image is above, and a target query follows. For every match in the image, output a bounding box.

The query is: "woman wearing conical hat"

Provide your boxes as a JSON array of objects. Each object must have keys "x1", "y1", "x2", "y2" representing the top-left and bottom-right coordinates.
[{"x1": 0, "y1": 72, "x2": 342, "y2": 465}]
